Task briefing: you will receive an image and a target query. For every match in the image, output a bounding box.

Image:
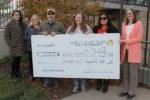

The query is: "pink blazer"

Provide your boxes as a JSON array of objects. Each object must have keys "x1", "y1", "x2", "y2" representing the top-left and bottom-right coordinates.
[{"x1": 120, "y1": 21, "x2": 143, "y2": 63}]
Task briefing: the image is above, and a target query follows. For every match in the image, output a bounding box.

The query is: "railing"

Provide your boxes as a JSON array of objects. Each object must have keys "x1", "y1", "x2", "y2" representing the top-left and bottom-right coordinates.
[
  {"x1": 0, "y1": 0, "x2": 14, "y2": 29},
  {"x1": 102, "y1": 0, "x2": 149, "y2": 7},
  {"x1": 139, "y1": 41, "x2": 150, "y2": 86},
  {"x1": 142, "y1": 41, "x2": 150, "y2": 66}
]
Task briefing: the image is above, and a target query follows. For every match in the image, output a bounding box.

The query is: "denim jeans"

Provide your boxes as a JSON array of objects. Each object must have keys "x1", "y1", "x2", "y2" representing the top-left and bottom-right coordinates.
[
  {"x1": 73, "y1": 79, "x2": 86, "y2": 87},
  {"x1": 43, "y1": 78, "x2": 60, "y2": 86}
]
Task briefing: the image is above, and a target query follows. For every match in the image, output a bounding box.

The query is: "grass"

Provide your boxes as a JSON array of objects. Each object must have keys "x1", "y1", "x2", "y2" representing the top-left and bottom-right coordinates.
[{"x1": 0, "y1": 74, "x2": 45, "y2": 100}]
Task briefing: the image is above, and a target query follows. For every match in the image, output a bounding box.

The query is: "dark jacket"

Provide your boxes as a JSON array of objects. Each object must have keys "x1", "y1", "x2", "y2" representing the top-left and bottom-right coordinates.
[
  {"x1": 24, "y1": 26, "x2": 40, "y2": 51},
  {"x1": 4, "y1": 20, "x2": 26, "y2": 56}
]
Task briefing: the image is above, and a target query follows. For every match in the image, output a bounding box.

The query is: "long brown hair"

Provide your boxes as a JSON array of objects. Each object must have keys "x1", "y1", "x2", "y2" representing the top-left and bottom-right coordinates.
[
  {"x1": 69, "y1": 12, "x2": 88, "y2": 33},
  {"x1": 125, "y1": 9, "x2": 137, "y2": 25},
  {"x1": 12, "y1": 10, "x2": 26, "y2": 33},
  {"x1": 97, "y1": 12, "x2": 112, "y2": 31}
]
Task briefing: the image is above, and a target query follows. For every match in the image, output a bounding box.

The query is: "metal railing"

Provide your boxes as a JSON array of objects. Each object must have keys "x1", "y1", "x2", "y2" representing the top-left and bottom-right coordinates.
[
  {"x1": 139, "y1": 41, "x2": 150, "y2": 86},
  {"x1": 142, "y1": 41, "x2": 150, "y2": 66},
  {"x1": 0, "y1": 0, "x2": 15, "y2": 29},
  {"x1": 102, "y1": 0, "x2": 149, "y2": 7}
]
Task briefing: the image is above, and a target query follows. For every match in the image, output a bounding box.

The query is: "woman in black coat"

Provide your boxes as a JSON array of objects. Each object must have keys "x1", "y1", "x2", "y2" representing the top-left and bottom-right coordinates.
[{"x1": 93, "y1": 12, "x2": 118, "y2": 93}]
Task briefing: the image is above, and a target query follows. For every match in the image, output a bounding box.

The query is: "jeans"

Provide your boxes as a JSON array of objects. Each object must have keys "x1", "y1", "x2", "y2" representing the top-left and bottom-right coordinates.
[
  {"x1": 43, "y1": 78, "x2": 60, "y2": 86},
  {"x1": 73, "y1": 79, "x2": 86, "y2": 87}
]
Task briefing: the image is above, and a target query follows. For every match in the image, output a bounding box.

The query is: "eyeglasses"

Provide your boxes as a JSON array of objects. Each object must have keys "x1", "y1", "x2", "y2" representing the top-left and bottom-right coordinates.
[
  {"x1": 100, "y1": 17, "x2": 107, "y2": 20},
  {"x1": 47, "y1": 11, "x2": 55, "y2": 15}
]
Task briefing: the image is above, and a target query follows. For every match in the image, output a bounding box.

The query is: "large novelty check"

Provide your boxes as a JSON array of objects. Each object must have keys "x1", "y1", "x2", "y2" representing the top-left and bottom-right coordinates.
[{"x1": 32, "y1": 34, "x2": 120, "y2": 79}]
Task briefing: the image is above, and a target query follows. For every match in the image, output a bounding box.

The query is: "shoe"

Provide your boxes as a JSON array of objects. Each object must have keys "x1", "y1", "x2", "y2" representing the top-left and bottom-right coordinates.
[
  {"x1": 43, "y1": 83, "x2": 48, "y2": 88},
  {"x1": 96, "y1": 84, "x2": 101, "y2": 91},
  {"x1": 11, "y1": 74, "x2": 16, "y2": 78},
  {"x1": 30, "y1": 76, "x2": 35, "y2": 81},
  {"x1": 43, "y1": 79, "x2": 50, "y2": 88},
  {"x1": 72, "y1": 86, "x2": 79, "y2": 93},
  {"x1": 81, "y1": 86, "x2": 87, "y2": 92},
  {"x1": 54, "y1": 83, "x2": 59, "y2": 88},
  {"x1": 16, "y1": 73, "x2": 22, "y2": 78},
  {"x1": 127, "y1": 94, "x2": 135, "y2": 99},
  {"x1": 95, "y1": 80, "x2": 101, "y2": 91},
  {"x1": 102, "y1": 80, "x2": 109, "y2": 93},
  {"x1": 102, "y1": 87, "x2": 108, "y2": 93},
  {"x1": 119, "y1": 92, "x2": 128, "y2": 97},
  {"x1": 11, "y1": 74, "x2": 21, "y2": 79}
]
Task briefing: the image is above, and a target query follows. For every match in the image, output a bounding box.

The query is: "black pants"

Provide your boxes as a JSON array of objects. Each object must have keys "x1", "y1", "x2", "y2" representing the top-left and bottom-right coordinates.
[
  {"x1": 11, "y1": 56, "x2": 21, "y2": 78},
  {"x1": 28, "y1": 51, "x2": 33, "y2": 76},
  {"x1": 96, "y1": 79, "x2": 109, "y2": 92}
]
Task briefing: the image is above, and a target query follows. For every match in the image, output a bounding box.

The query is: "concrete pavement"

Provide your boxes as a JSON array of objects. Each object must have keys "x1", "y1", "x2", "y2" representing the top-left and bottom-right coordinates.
[
  {"x1": 62, "y1": 86, "x2": 150, "y2": 100},
  {"x1": 0, "y1": 30, "x2": 9, "y2": 58}
]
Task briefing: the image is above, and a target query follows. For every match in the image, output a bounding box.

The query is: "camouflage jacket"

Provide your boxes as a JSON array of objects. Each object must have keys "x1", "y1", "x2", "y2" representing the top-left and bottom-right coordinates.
[
  {"x1": 39, "y1": 20, "x2": 66, "y2": 34},
  {"x1": 4, "y1": 20, "x2": 27, "y2": 56}
]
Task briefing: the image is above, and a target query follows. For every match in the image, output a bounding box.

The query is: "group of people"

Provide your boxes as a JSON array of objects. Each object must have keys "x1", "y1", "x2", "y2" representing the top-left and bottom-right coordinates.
[{"x1": 4, "y1": 7, "x2": 143, "y2": 100}]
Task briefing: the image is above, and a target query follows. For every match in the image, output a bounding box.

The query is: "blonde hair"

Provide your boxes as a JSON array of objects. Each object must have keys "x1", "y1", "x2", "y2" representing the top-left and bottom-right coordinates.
[{"x1": 29, "y1": 14, "x2": 40, "y2": 26}]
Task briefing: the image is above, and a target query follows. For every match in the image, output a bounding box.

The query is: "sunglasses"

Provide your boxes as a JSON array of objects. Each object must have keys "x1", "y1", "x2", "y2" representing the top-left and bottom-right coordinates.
[
  {"x1": 100, "y1": 17, "x2": 107, "y2": 20},
  {"x1": 47, "y1": 11, "x2": 55, "y2": 15}
]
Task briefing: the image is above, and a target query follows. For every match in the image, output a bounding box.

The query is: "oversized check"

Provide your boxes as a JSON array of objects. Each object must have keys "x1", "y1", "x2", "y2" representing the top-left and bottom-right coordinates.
[{"x1": 32, "y1": 34, "x2": 120, "y2": 79}]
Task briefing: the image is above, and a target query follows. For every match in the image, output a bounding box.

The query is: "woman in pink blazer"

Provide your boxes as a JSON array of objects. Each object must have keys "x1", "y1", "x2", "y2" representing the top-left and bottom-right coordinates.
[{"x1": 119, "y1": 9, "x2": 143, "y2": 100}]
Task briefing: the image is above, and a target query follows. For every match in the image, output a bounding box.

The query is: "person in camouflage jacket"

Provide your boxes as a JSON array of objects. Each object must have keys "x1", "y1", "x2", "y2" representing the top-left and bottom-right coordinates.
[
  {"x1": 40, "y1": 7, "x2": 66, "y2": 88},
  {"x1": 4, "y1": 10, "x2": 26, "y2": 79},
  {"x1": 39, "y1": 8, "x2": 66, "y2": 35}
]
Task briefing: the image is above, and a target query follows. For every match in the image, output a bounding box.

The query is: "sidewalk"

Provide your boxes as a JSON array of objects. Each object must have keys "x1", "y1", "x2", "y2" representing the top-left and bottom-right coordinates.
[{"x1": 62, "y1": 86, "x2": 150, "y2": 100}]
